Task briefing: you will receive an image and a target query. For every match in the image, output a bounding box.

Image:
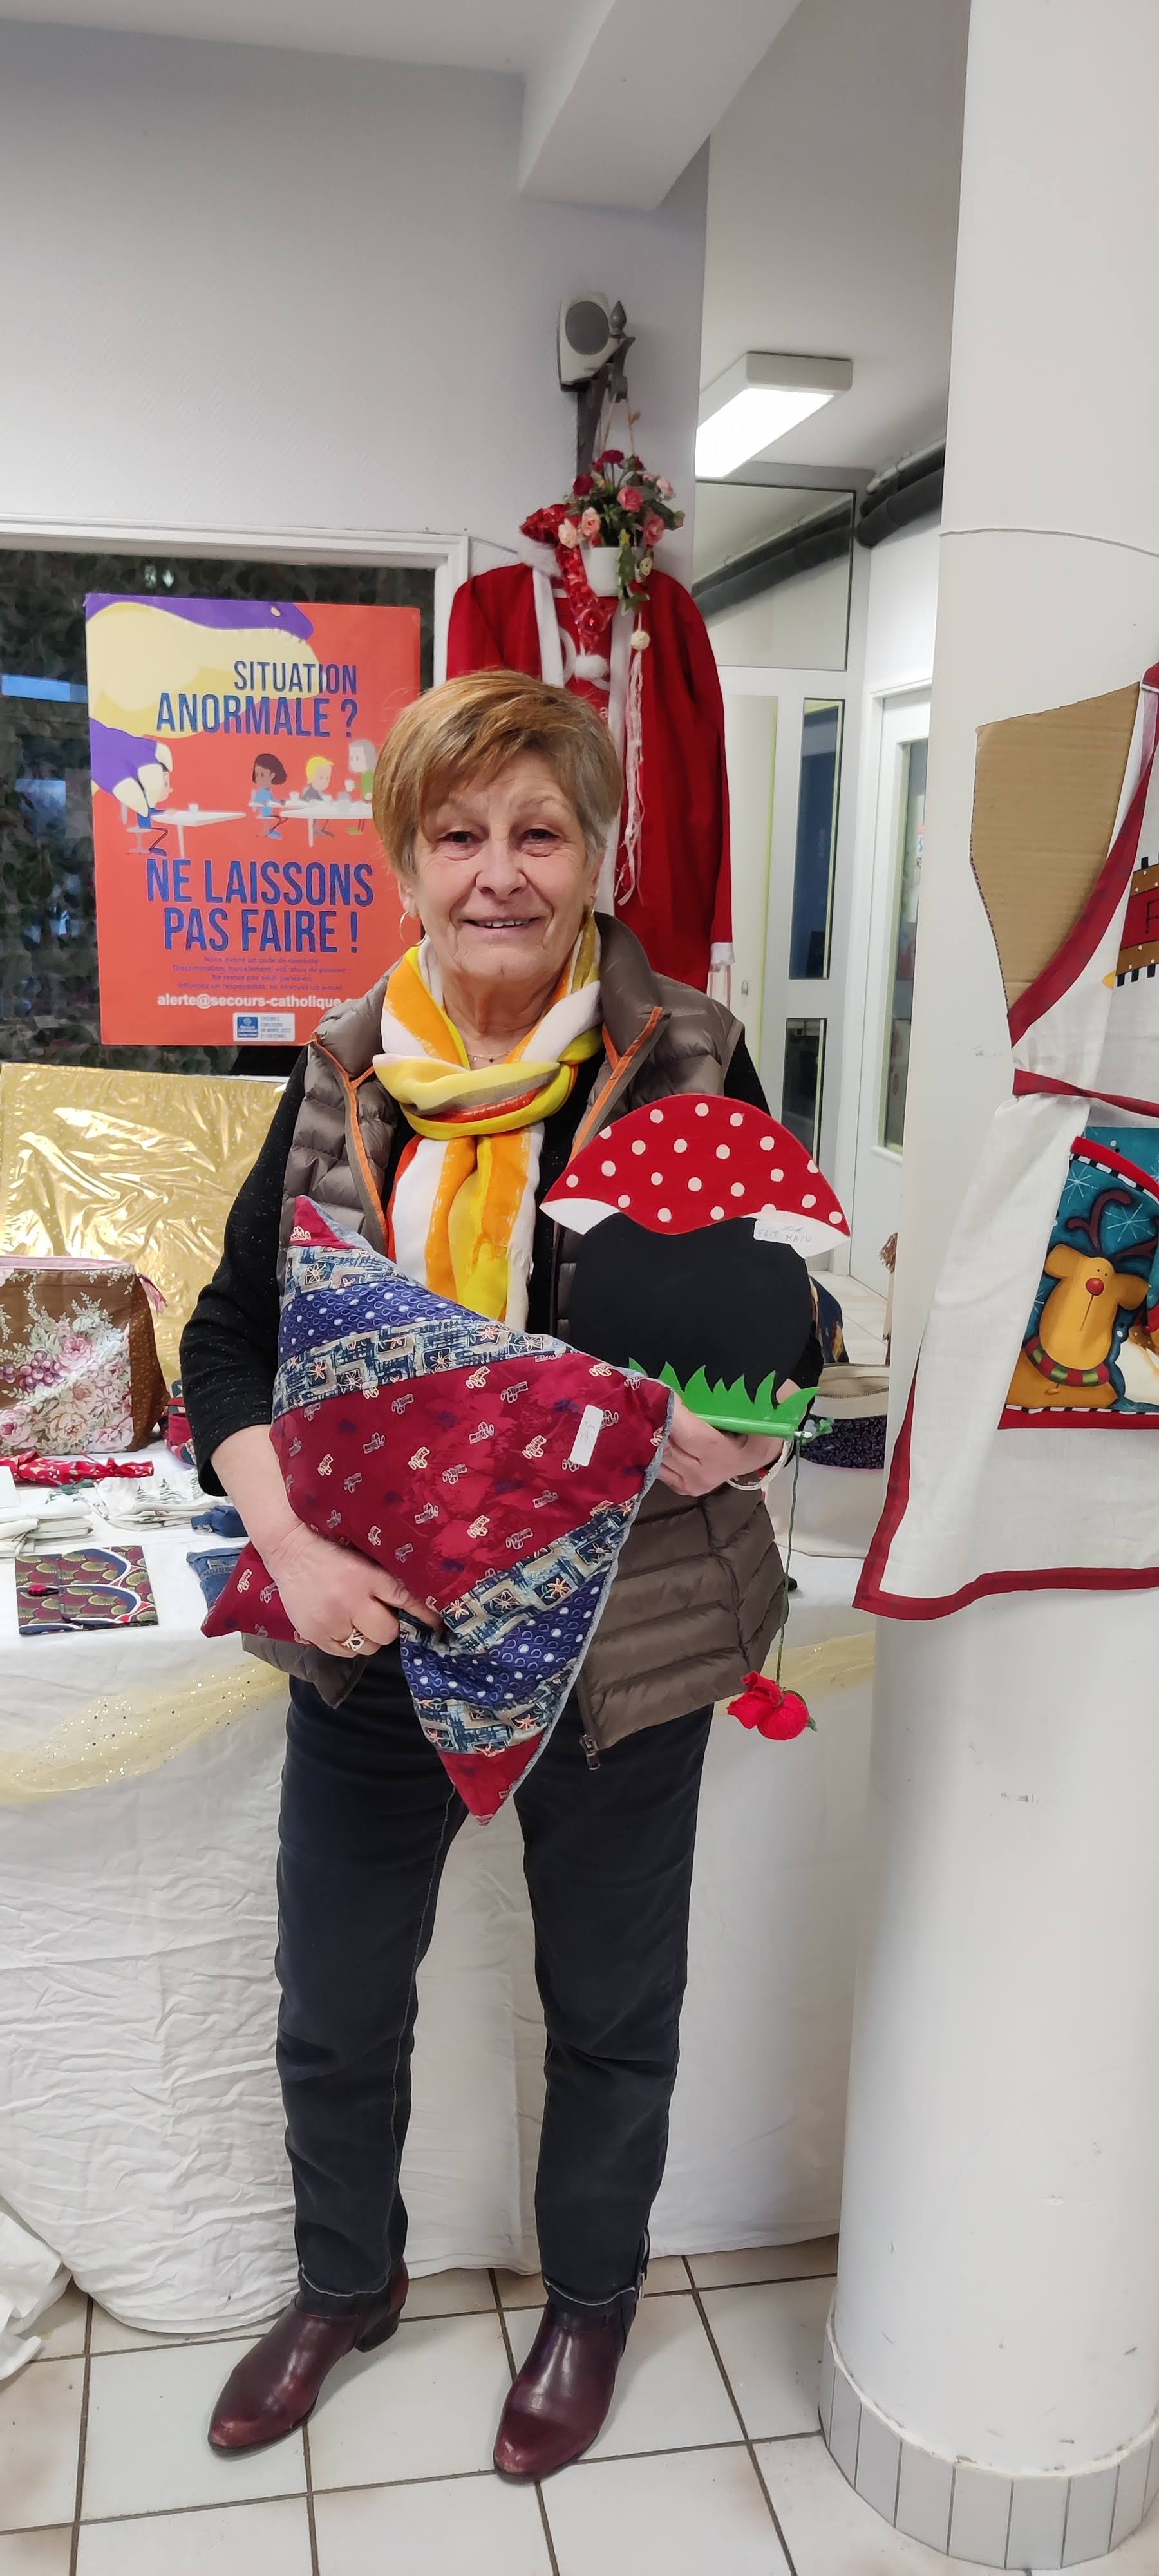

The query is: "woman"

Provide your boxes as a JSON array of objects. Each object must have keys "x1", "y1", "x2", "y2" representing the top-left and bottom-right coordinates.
[{"x1": 182, "y1": 669, "x2": 810, "y2": 2479}]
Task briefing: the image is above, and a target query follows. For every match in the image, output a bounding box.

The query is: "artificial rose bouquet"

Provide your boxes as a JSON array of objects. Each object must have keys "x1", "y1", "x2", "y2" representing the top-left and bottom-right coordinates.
[{"x1": 556, "y1": 453, "x2": 684, "y2": 607}]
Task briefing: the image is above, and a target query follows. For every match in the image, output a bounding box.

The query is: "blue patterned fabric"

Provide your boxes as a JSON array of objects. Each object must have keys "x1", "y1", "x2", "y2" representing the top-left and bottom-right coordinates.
[{"x1": 206, "y1": 1201, "x2": 674, "y2": 1815}]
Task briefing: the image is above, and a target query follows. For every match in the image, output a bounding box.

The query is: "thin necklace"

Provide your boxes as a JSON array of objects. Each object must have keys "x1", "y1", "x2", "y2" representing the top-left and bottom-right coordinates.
[{"x1": 464, "y1": 1027, "x2": 537, "y2": 1068}]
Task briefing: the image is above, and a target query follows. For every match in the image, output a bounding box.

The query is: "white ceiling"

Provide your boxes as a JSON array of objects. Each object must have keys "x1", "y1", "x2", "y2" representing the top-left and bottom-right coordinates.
[
  {"x1": 0, "y1": 0, "x2": 570, "y2": 70},
  {"x1": 1, "y1": 0, "x2": 969, "y2": 474},
  {"x1": 701, "y1": 0, "x2": 970, "y2": 475},
  {"x1": 0, "y1": 0, "x2": 796, "y2": 208}
]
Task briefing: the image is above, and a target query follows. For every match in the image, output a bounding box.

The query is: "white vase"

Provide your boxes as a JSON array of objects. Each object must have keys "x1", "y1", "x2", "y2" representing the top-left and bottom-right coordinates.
[{"x1": 581, "y1": 544, "x2": 625, "y2": 598}]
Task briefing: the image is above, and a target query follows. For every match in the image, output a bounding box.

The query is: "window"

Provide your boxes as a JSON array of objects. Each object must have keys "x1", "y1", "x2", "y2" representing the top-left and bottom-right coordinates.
[
  {"x1": 880, "y1": 735, "x2": 927, "y2": 1151},
  {"x1": 782, "y1": 1016, "x2": 826, "y2": 1157},
  {"x1": 0, "y1": 549, "x2": 435, "y2": 1074},
  {"x1": 788, "y1": 699, "x2": 843, "y2": 980}
]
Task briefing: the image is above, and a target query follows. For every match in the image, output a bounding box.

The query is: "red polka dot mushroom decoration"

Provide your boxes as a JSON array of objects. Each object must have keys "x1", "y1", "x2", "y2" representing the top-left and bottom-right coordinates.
[
  {"x1": 541, "y1": 1096, "x2": 849, "y2": 1259},
  {"x1": 545, "y1": 1097, "x2": 842, "y2": 1753}
]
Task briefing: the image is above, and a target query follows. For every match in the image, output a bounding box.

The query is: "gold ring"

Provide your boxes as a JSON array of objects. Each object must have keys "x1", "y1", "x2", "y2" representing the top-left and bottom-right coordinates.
[{"x1": 340, "y1": 1627, "x2": 368, "y2": 1653}]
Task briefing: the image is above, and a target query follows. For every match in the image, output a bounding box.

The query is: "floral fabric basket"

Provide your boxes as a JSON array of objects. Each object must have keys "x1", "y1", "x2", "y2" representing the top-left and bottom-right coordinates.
[{"x1": 0, "y1": 1258, "x2": 168, "y2": 1455}]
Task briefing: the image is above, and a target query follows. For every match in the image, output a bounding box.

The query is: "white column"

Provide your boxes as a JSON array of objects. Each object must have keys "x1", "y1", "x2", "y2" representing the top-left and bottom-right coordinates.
[{"x1": 825, "y1": 5, "x2": 1159, "y2": 2566}]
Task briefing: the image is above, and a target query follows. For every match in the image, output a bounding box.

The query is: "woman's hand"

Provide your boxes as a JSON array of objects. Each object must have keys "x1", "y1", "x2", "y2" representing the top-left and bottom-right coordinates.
[
  {"x1": 657, "y1": 1396, "x2": 789, "y2": 1500},
  {"x1": 211, "y1": 1423, "x2": 437, "y2": 1658},
  {"x1": 263, "y1": 1519, "x2": 438, "y2": 1657}
]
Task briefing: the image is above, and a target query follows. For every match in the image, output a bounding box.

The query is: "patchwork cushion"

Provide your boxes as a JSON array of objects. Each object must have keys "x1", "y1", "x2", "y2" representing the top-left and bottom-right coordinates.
[{"x1": 203, "y1": 1199, "x2": 672, "y2": 1816}]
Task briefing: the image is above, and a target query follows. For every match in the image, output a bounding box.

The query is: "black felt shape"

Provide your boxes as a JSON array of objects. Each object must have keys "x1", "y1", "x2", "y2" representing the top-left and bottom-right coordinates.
[{"x1": 567, "y1": 1215, "x2": 815, "y2": 1397}]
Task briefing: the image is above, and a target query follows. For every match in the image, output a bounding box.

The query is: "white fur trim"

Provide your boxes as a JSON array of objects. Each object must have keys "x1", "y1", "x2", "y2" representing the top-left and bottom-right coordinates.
[
  {"x1": 532, "y1": 571, "x2": 565, "y2": 686},
  {"x1": 518, "y1": 537, "x2": 560, "y2": 577},
  {"x1": 605, "y1": 607, "x2": 632, "y2": 755},
  {"x1": 617, "y1": 619, "x2": 645, "y2": 905}
]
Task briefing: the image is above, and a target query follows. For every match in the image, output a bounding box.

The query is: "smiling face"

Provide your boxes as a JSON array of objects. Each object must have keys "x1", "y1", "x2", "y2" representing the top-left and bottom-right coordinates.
[{"x1": 404, "y1": 753, "x2": 601, "y2": 1022}]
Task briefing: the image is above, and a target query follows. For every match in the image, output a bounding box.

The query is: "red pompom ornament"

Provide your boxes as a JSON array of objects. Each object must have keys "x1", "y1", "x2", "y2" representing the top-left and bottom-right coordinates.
[{"x1": 728, "y1": 1672, "x2": 815, "y2": 1740}]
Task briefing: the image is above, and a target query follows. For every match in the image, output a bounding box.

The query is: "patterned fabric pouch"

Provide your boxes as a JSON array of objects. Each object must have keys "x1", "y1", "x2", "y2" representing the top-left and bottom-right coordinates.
[
  {"x1": 0, "y1": 1259, "x2": 167, "y2": 1455},
  {"x1": 16, "y1": 1544, "x2": 158, "y2": 1634},
  {"x1": 204, "y1": 1198, "x2": 673, "y2": 1818}
]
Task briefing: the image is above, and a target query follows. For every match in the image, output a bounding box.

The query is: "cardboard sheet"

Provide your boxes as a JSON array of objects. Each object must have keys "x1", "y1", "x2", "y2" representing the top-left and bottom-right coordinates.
[{"x1": 970, "y1": 683, "x2": 1140, "y2": 1006}]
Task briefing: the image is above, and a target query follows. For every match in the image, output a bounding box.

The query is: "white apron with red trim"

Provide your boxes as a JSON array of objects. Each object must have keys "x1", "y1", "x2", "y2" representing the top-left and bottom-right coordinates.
[{"x1": 858, "y1": 679, "x2": 1159, "y2": 1618}]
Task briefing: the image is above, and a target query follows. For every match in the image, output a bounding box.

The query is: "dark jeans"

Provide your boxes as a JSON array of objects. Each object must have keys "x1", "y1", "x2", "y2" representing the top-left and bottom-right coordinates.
[{"x1": 276, "y1": 1649, "x2": 711, "y2": 2331}]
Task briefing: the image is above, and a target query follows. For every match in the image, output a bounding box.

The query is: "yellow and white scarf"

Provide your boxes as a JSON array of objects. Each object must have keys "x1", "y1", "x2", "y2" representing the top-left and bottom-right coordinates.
[{"x1": 372, "y1": 920, "x2": 602, "y2": 1328}]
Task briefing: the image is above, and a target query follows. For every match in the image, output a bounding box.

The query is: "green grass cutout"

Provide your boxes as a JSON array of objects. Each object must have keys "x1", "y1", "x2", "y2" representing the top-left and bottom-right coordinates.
[{"x1": 631, "y1": 1362, "x2": 820, "y2": 1437}]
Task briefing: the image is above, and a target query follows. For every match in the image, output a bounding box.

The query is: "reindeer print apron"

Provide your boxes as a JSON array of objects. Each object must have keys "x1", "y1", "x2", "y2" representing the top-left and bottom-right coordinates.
[{"x1": 858, "y1": 669, "x2": 1159, "y2": 1617}]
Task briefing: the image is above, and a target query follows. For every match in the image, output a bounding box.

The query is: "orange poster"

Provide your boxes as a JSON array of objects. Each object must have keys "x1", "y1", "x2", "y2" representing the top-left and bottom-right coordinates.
[{"x1": 85, "y1": 594, "x2": 420, "y2": 1046}]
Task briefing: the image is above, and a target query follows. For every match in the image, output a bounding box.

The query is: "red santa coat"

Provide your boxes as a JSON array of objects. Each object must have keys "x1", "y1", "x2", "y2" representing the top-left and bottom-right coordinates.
[{"x1": 446, "y1": 560, "x2": 732, "y2": 992}]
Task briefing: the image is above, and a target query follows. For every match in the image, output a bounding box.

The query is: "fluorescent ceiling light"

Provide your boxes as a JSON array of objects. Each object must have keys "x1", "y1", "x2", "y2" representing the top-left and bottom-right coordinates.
[{"x1": 696, "y1": 352, "x2": 853, "y2": 477}]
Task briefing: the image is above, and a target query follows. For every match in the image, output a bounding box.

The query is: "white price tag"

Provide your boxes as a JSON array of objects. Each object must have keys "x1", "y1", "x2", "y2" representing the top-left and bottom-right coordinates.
[
  {"x1": 754, "y1": 1213, "x2": 815, "y2": 1253},
  {"x1": 568, "y1": 1405, "x2": 605, "y2": 1467}
]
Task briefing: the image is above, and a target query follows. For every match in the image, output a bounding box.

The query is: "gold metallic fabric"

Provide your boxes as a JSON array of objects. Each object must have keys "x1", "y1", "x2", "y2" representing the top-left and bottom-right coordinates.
[
  {"x1": 0, "y1": 1659, "x2": 286, "y2": 1802},
  {"x1": 0, "y1": 1631, "x2": 876, "y2": 1801},
  {"x1": 0, "y1": 1065, "x2": 283, "y2": 1385}
]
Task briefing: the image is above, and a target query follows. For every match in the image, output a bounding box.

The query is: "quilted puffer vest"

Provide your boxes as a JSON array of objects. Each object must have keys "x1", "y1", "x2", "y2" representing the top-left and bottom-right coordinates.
[{"x1": 260, "y1": 917, "x2": 785, "y2": 1748}]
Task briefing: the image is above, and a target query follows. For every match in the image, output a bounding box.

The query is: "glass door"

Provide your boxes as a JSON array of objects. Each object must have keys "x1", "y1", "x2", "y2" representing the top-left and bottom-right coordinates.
[
  {"x1": 715, "y1": 667, "x2": 854, "y2": 1184},
  {"x1": 849, "y1": 690, "x2": 930, "y2": 1282}
]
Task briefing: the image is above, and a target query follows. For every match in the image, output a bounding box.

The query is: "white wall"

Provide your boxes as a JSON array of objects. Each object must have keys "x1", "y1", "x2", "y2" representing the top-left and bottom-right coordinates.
[
  {"x1": 863, "y1": 520, "x2": 939, "y2": 695},
  {"x1": 706, "y1": 551, "x2": 850, "y2": 672},
  {"x1": 0, "y1": 21, "x2": 706, "y2": 569}
]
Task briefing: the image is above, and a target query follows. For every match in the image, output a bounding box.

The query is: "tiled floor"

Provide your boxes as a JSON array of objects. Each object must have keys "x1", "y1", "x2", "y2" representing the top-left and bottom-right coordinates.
[
  {"x1": 6, "y1": 2248, "x2": 1158, "y2": 2575},
  {"x1": 825, "y1": 1269, "x2": 889, "y2": 1367}
]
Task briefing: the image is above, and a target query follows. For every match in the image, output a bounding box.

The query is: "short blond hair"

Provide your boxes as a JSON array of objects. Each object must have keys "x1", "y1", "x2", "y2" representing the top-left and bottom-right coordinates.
[{"x1": 372, "y1": 669, "x2": 623, "y2": 873}]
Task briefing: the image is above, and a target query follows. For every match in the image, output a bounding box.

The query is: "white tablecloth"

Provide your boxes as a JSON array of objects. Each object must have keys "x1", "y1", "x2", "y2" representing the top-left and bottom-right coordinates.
[{"x1": 0, "y1": 1481, "x2": 872, "y2": 2333}]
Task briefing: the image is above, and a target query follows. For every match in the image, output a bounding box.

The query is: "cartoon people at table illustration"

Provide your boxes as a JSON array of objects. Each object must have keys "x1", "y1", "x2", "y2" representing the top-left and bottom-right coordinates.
[
  {"x1": 115, "y1": 739, "x2": 174, "y2": 834},
  {"x1": 344, "y1": 739, "x2": 377, "y2": 803},
  {"x1": 299, "y1": 755, "x2": 335, "y2": 833},
  {"x1": 342, "y1": 739, "x2": 377, "y2": 832},
  {"x1": 250, "y1": 753, "x2": 288, "y2": 838}
]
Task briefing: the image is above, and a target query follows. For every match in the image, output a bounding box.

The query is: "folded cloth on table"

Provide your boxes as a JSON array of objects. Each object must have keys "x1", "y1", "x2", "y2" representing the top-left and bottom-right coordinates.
[
  {"x1": 16, "y1": 1544, "x2": 158, "y2": 1634},
  {"x1": 0, "y1": 1496, "x2": 94, "y2": 1557},
  {"x1": 203, "y1": 1198, "x2": 673, "y2": 1819},
  {"x1": 191, "y1": 1502, "x2": 247, "y2": 1539},
  {"x1": 187, "y1": 1546, "x2": 243, "y2": 1611},
  {"x1": 95, "y1": 1474, "x2": 205, "y2": 1530}
]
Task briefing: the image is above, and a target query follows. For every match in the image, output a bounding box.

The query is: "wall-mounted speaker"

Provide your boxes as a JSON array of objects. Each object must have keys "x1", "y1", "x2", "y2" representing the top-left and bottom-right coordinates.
[{"x1": 558, "y1": 292, "x2": 619, "y2": 390}]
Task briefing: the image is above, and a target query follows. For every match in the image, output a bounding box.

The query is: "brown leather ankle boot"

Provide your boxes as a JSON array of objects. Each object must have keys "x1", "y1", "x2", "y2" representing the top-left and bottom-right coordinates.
[
  {"x1": 208, "y1": 2264, "x2": 408, "y2": 2454},
  {"x1": 493, "y1": 2303, "x2": 628, "y2": 2480}
]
